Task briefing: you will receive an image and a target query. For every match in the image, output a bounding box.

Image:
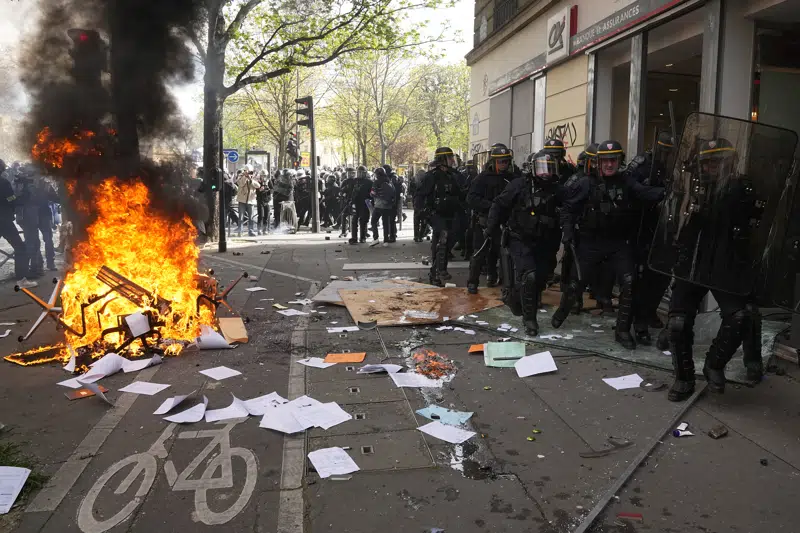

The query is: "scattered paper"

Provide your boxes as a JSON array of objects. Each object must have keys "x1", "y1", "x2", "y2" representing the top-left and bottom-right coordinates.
[
  {"x1": 484, "y1": 342, "x2": 525, "y2": 368},
  {"x1": 276, "y1": 309, "x2": 309, "y2": 317},
  {"x1": 0, "y1": 466, "x2": 31, "y2": 514},
  {"x1": 0, "y1": 329, "x2": 10, "y2": 338},
  {"x1": 418, "y1": 421, "x2": 476, "y2": 444},
  {"x1": 298, "y1": 357, "x2": 336, "y2": 369},
  {"x1": 205, "y1": 394, "x2": 251, "y2": 422},
  {"x1": 358, "y1": 364, "x2": 403, "y2": 374},
  {"x1": 245, "y1": 287, "x2": 268, "y2": 292},
  {"x1": 436, "y1": 326, "x2": 453, "y2": 331},
  {"x1": 307, "y1": 447, "x2": 360, "y2": 479},
  {"x1": 590, "y1": 323, "x2": 601, "y2": 328},
  {"x1": 194, "y1": 325, "x2": 231, "y2": 350},
  {"x1": 259, "y1": 396, "x2": 322, "y2": 434},
  {"x1": 663, "y1": 350, "x2": 672, "y2": 355},
  {"x1": 154, "y1": 391, "x2": 196, "y2": 415},
  {"x1": 389, "y1": 372, "x2": 442, "y2": 388},
  {"x1": 124, "y1": 312, "x2": 150, "y2": 337},
  {"x1": 539, "y1": 334, "x2": 563, "y2": 340},
  {"x1": 676, "y1": 422, "x2": 688, "y2": 431},
  {"x1": 119, "y1": 381, "x2": 170, "y2": 396},
  {"x1": 57, "y1": 377, "x2": 83, "y2": 389},
  {"x1": 164, "y1": 396, "x2": 209, "y2": 423},
  {"x1": 515, "y1": 351, "x2": 558, "y2": 377},
  {"x1": 593, "y1": 330, "x2": 604, "y2": 333},
  {"x1": 468, "y1": 315, "x2": 478, "y2": 318},
  {"x1": 83, "y1": 352, "x2": 127, "y2": 381},
  {"x1": 218, "y1": 317, "x2": 249, "y2": 344},
  {"x1": 602, "y1": 373, "x2": 644, "y2": 390},
  {"x1": 199, "y1": 366, "x2": 242, "y2": 381},
  {"x1": 324, "y1": 352, "x2": 366, "y2": 363},
  {"x1": 295, "y1": 292, "x2": 304, "y2": 296},
  {"x1": 122, "y1": 354, "x2": 163, "y2": 373},
  {"x1": 273, "y1": 303, "x2": 289, "y2": 310},
  {"x1": 260, "y1": 298, "x2": 274, "y2": 301},
  {"x1": 243, "y1": 392, "x2": 288, "y2": 416},
  {"x1": 63, "y1": 346, "x2": 76, "y2": 373},
  {"x1": 416, "y1": 406, "x2": 473, "y2": 426},
  {"x1": 452, "y1": 327, "x2": 475, "y2": 335},
  {"x1": 539, "y1": 309, "x2": 547, "y2": 313},
  {"x1": 294, "y1": 402, "x2": 352, "y2": 430},
  {"x1": 80, "y1": 381, "x2": 114, "y2": 406},
  {"x1": 327, "y1": 326, "x2": 359, "y2": 333},
  {"x1": 475, "y1": 321, "x2": 489, "y2": 326},
  {"x1": 468, "y1": 344, "x2": 485, "y2": 354},
  {"x1": 288, "y1": 299, "x2": 313, "y2": 306},
  {"x1": 0, "y1": 322, "x2": 15, "y2": 326}
]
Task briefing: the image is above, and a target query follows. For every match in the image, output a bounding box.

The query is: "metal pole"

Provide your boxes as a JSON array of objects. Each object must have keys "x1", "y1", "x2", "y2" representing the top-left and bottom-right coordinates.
[
  {"x1": 311, "y1": 124, "x2": 319, "y2": 233},
  {"x1": 218, "y1": 126, "x2": 227, "y2": 253}
]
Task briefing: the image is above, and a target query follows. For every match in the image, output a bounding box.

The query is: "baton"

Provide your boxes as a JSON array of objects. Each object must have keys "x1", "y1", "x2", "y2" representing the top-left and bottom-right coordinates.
[
  {"x1": 473, "y1": 234, "x2": 492, "y2": 259},
  {"x1": 569, "y1": 242, "x2": 582, "y2": 281}
]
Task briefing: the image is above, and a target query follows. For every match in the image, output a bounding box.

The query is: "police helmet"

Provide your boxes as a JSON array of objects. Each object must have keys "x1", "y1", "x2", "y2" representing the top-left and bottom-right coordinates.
[
  {"x1": 490, "y1": 143, "x2": 508, "y2": 151},
  {"x1": 356, "y1": 165, "x2": 369, "y2": 179},
  {"x1": 345, "y1": 166, "x2": 356, "y2": 178},
  {"x1": 543, "y1": 139, "x2": 567, "y2": 159},
  {"x1": 576, "y1": 151, "x2": 587, "y2": 169},
  {"x1": 374, "y1": 167, "x2": 387, "y2": 179},
  {"x1": 434, "y1": 147, "x2": 456, "y2": 168},
  {"x1": 530, "y1": 151, "x2": 559, "y2": 183},
  {"x1": 282, "y1": 168, "x2": 296, "y2": 179},
  {"x1": 657, "y1": 131, "x2": 676, "y2": 151},
  {"x1": 584, "y1": 143, "x2": 599, "y2": 173},
  {"x1": 382, "y1": 164, "x2": 393, "y2": 175},
  {"x1": 698, "y1": 138, "x2": 736, "y2": 179},
  {"x1": 596, "y1": 140, "x2": 624, "y2": 177},
  {"x1": 490, "y1": 145, "x2": 513, "y2": 172}
]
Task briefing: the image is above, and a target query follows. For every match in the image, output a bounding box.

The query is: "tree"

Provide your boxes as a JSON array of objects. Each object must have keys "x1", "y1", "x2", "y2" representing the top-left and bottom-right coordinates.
[
  {"x1": 190, "y1": 0, "x2": 450, "y2": 238},
  {"x1": 414, "y1": 62, "x2": 469, "y2": 156}
]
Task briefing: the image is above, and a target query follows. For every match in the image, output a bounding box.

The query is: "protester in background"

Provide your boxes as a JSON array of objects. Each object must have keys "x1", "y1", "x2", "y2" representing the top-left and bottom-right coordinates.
[
  {"x1": 236, "y1": 165, "x2": 261, "y2": 237},
  {"x1": 256, "y1": 170, "x2": 272, "y2": 235},
  {"x1": 370, "y1": 167, "x2": 395, "y2": 245},
  {"x1": 15, "y1": 165, "x2": 44, "y2": 279},
  {"x1": 0, "y1": 160, "x2": 34, "y2": 287},
  {"x1": 273, "y1": 169, "x2": 295, "y2": 228}
]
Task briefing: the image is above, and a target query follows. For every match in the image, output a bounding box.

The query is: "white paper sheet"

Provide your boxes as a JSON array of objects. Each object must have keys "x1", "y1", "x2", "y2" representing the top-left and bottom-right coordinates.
[
  {"x1": 602, "y1": 373, "x2": 644, "y2": 390},
  {"x1": 164, "y1": 396, "x2": 209, "y2": 423},
  {"x1": 57, "y1": 377, "x2": 83, "y2": 389},
  {"x1": 194, "y1": 325, "x2": 231, "y2": 350},
  {"x1": 199, "y1": 366, "x2": 241, "y2": 380},
  {"x1": 389, "y1": 372, "x2": 443, "y2": 388},
  {"x1": 453, "y1": 327, "x2": 476, "y2": 335},
  {"x1": 294, "y1": 402, "x2": 352, "y2": 430},
  {"x1": 80, "y1": 381, "x2": 114, "y2": 406},
  {"x1": 243, "y1": 392, "x2": 288, "y2": 415},
  {"x1": 154, "y1": 390, "x2": 196, "y2": 415},
  {"x1": 0, "y1": 466, "x2": 31, "y2": 514},
  {"x1": 245, "y1": 287, "x2": 268, "y2": 292},
  {"x1": 307, "y1": 447, "x2": 360, "y2": 479},
  {"x1": 0, "y1": 322, "x2": 15, "y2": 326},
  {"x1": 326, "y1": 326, "x2": 359, "y2": 333},
  {"x1": 205, "y1": 394, "x2": 251, "y2": 422},
  {"x1": 259, "y1": 396, "x2": 322, "y2": 433},
  {"x1": 63, "y1": 344, "x2": 76, "y2": 373},
  {"x1": 118, "y1": 381, "x2": 170, "y2": 396},
  {"x1": 276, "y1": 309, "x2": 309, "y2": 317},
  {"x1": 125, "y1": 312, "x2": 150, "y2": 337},
  {"x1": 288, "y1": 299, "x2": 313, "y2": 306},
  {"x1": 358, "y1": 364, "x2": 403, "y2": 374},
  {"x1": 298, "y1": 357, "x2": 336, "y2": 369},
  {"x1": 0, "y1": 329, "x2": 10, "y2": 338},
  {"x1": 122, "y1": 354, "x2": 163, "y2": 373},
  {"x1": 515, "y1": 351, "x2": 558, "y2": 377},
  {"x1": 81, "y1": 352, "x2": 127, "y2": 382},
  {"x1": 418, "y1": 421, "x2": 476, "y2": 444}
]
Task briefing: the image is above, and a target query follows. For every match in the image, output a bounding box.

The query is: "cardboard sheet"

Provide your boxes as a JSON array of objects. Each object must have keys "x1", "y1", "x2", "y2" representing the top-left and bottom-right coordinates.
[
  {"x1": 218, "y1": 317, "x2": 248, "y2": 344},
  {"x1": 324, "y1": 352, "x2": 366, "y2": 363},
  {"x1": 339, "y1": 287, "x2": 503, "y2": 326},
  {"x1": 312, "y1": 278, "x2": 427, "y2": 306}
]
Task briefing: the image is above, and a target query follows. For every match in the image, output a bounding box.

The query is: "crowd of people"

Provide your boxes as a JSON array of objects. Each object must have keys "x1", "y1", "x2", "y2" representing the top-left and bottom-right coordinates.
[{"x1": 0, "y1": 160, "x2": 63, "y2": 289}]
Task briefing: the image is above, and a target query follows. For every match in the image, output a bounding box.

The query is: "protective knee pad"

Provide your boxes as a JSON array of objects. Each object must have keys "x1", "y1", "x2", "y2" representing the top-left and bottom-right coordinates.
[
  {"x1": 668, "y1": 314, "x2": 688, "y2": 338},
  {"x1": 620, "y1": 272, "x2": 635, "y2": 294}
]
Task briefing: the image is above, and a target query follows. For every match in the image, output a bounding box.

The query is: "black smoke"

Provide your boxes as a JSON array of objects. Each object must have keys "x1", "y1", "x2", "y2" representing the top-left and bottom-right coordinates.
[{"x1": 20, "y1": 0, "x2": 207, "y2": 227}]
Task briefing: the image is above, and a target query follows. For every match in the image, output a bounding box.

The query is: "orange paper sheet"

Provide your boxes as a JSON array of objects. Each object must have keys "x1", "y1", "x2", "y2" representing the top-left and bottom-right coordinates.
[
  {"x1": 324, "y1": 352, "x2": 367, "y2": 363},
  {"x1": 468, "y1": 344, "x2": 485, "y2": 354}
]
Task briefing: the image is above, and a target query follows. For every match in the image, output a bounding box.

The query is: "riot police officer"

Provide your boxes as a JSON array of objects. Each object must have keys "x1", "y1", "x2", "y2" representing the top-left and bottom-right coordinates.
[
  {"x1": 273, "y1": 168, "x2": 295, "y2": 228},
  {"x1": 416, "y1": 147, "x2": 464, "y2": 286},
  {"x1": 323, "y1": 174, "x2": 340, "y2": 228},
  {"x1": 552, "y1": 140, "x2": 664, "y2": 349},
  {"x1": 626, "y1": 131, "x2": 675, "y2": 345},
  {"x1": 542, "y1": 138, "x2": 577, "y2": 179},
  {"x1": 349, "y1": 165, "x2": 372, "y2": 244},
  {"x1": 339, "y1": 166, "x2": 356, "y2": 237},
  {"x1": 467, "y1": 145, "x2": 513, "y2": 294},
  {"x1": 487, "y1": 150, "x2": 565, "y2": 335}
]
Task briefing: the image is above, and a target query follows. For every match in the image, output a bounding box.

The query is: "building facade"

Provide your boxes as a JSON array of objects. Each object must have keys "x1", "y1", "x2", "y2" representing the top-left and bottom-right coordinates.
[{"x1": 467, "y1": 0, "x2": 800, "y2": 164}]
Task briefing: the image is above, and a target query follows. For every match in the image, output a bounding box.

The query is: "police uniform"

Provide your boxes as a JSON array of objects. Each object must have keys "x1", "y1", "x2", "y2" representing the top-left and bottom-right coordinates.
[{"x1": 349, "y1": 166, "x2": 372, "y2": 244}]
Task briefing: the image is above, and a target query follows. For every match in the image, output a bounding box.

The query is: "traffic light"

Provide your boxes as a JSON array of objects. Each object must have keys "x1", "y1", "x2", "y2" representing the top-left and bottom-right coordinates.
[
  {"x1": 67, "y1": 28, "x2": 106, "y2": 86},
  {"x1": 296, "y1": 96, "x2": 314, "y2": 129}
]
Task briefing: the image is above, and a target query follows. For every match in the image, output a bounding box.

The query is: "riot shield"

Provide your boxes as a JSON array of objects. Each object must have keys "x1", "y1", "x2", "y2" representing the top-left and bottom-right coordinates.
[{"x1": 648, "y1": 112, "x2": 798, "y2": 305}]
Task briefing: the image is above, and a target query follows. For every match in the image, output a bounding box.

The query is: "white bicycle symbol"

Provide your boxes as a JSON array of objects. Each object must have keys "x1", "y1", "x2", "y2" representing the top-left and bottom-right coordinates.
[{"x1": 78, "y1": 419, "x2": 257, "y2": 533}]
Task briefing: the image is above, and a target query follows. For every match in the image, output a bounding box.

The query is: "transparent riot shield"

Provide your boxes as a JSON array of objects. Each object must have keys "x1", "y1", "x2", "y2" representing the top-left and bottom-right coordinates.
[{"x1": 648, "y1": 112, "x2": 798, "y2": 304}]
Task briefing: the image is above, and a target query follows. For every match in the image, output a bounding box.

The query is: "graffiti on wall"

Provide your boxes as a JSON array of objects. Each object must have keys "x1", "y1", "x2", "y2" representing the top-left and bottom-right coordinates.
[
  {"x1": 546, "y1": 122, "x2": 578, "y2": 147},
  {"x1": 471, "y1": 142, "x2": 484, "y2": 156}
]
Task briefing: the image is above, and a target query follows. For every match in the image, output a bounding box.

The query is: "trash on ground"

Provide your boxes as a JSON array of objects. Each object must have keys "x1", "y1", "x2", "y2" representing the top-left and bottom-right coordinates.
[
  {"x1": 483, "y1": 386, "x2": 492, "y2": 390},
  {"x1": 579, "y1": 437, "x2": 634, "y2": 458},
  {"x1": 453, "y1": 327, "x2": 475, "y2": 335},
  {"x1": 602, "y1": 373, "x2": 644, "y2": 390},
  {"x1": 154, "y1": 390, "x2": 197, "y2": 415},
  {"x1": 307, "y1": 447, "x2": 360, "y2": 479},
  {"x1": 436, "y1": 325, "x2": 454, "y2": 331},
  {"x1": 64, "y1": 385, "x2": 109, "y2": 401},
  {"x1": 416, "y1": 405, "x2": 473, "y2": 426},
  {"x1": 118, "y1": 381, "x2": 170, "y2": 396},
  {"x1": 272, "y1": 303, "x2": 289, "y2": 310},
  {"x1": 295, "y1": 292, "x2": 304, "y2": 296},
  {"x1": 358, "y1": 364, "x2": 403, "y2": 374},
  {"x1": 537, "y1": 454, "x2": 545, "y2": 458},
  {"x1": 205, "y1": 394, "x2": 250, "y2": 422},
  {"x1": 243, "y1": 392, "x2": 288, "y2": 415},
  {"x1": 708, "y1": 425, "x2": 729, "y2": 439},
  {"x1": 164, "y1": 396, "x2": 209, "y2": 423},
  {"x1": 330, "y1": 275, "x2": 339, "y2": 280},
  {"x1": 616, "y1": 512, "x2": 643, "y2": 522},
  {"x1": 390, "y1": 372, "x2": 443, "y2": 388},
  {"x1": 0, "y1": 466, "x2": 31, "y2": 514},
  {"x1": 259, "y1": 396, "x2": 350, "y2": 433},
  {"x1": 640, "y1": 380, "x2": 667, "y2": 392},
  {"x1": 527, "y1": 436, "x2": 536, "y2": 441},
  {"x1": 468, "y1": 344, "x2": 485, "y2": 354},
  {"x1": 288, "y1": 299, "x2": 313, "y2": 306},
  {"x1": 327, "y1": 326, "x2": 359, "y2": 333},
  {"x1": 444, "y1": 283, "x2": 456, "y2": 288},
  {"x1": 193, "y1": 326, "x2": 232, "y2": 350},
  {"x1": 299, "y1": 357, "x2": 337, "y2": 369},
  {"x1": 418, "y1": 421, "x2": 476, "y2": 444},
  {"x1": 484, "y1": 342, "x2": 525, "y2": 368},
  {"x1": 218, "y1": 317, "x2": 249, "y2": 344},
  {"x1": 276, "y1": 309, "x2": 309, "y2": 317},
  {"x1": 412, "y1": 348, "x2": 455, "y2": 379},
  {"x1": 245, "y1": 287, "x2": 268, "y2": 292},
  {"x1": 324, "y1": 352, "x2": 366, "y2": 363},
  {"x1": 199, "y1": 366, "x2": 242, "y2": 380},
  {"x1": 294, "y1": 402, "x2": 352, "y2": 430},
  {"x1": 515, "y1": 351, "x2": 558, "y2": 377},
  {"x1": 760, "y1": 458, "x2": 768, "y2": 466}
]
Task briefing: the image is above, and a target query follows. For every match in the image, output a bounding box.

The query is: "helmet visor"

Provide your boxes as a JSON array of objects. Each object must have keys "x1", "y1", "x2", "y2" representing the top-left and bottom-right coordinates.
[{"x1": 534, "y1": 156, "x2": 557, "y2": 179}]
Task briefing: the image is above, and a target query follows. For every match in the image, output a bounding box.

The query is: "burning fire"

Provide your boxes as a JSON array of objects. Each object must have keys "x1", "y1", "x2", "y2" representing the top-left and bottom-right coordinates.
[
  {"x1": 26, "y1": 128, "x2": 214, "y2": 361},
  {"x1": 412, "y1": 348, "x2": 455, "y2": 379}
]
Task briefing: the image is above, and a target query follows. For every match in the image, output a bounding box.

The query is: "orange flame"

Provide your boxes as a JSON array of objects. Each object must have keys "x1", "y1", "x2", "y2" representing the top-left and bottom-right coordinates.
[{"x1": 31, "y1": 127, "x2": 97, "y2": 169}]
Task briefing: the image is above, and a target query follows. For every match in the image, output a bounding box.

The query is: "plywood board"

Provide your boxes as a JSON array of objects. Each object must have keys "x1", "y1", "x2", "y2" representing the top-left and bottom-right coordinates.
[
  {"x1": 342, "y1": 262, "x2": 469, "y2": 271},
  {"x1": 339, "y1": 287, "x2": 504, "y2": 327},
  {"x1": 313, "y1": 278, "x2": 427, "y2": 306}
]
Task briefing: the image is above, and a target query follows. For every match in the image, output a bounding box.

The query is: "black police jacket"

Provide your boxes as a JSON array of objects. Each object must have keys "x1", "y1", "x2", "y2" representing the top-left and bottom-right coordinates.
[
  {"x1": 625, "y1": 152, "x2": 668, "y2": 186},
  {"x1": 488, "y1": 176, "x2": 563, "y2": 239},
  {"x1": 416, "y1": 167, "x2": 463, "y2": 217},
  {"x1": 467, "y1": 169, "x2": 511, "y2": 216}
]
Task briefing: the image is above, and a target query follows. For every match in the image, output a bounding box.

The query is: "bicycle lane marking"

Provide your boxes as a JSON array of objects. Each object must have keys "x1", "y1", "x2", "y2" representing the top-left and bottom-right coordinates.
[
  {"x1": 204, "y1": 255, "x2": 317, "y2": 283},
  {"x1": 26, "y1": 365, "x2": 162, "y2": 514},
  {"x1": 277, "y1": 281, "x2": 319, "y2": 533}
]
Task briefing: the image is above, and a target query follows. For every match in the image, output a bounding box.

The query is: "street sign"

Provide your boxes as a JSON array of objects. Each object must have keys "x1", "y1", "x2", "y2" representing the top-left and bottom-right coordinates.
[
  {"x1": 223, "y1": 149, "x2": 239, "y2": 163},
  {"x1": 300, "y1": 151, "x2": 311, "y2": 167}
]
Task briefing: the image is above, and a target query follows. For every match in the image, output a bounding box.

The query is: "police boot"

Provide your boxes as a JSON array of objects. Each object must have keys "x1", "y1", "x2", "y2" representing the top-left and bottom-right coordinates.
[
  {"x1": 486, "y1": 273, "x2": 499, "y2": 288},
  {"x1": 656, "y1": 327, "x2": 669, "y2": 350},
  {"x1": 742, "y1": 304, "x2": 763, "y2": 383},
  {"x1": 702, "y1": 311, "x2": 746, "y2": 394},
  {"x1": 614, "y1": 275, "x2": 636, "y2": 349},
  {"x1": 467, "y1": 257, "x2": 481, "y2": 293},
  {"x1": 436, "y1": 237, "x2": 451, "y2": 281},
  {"x1": 634, "y1": 324, "x2": 652, "y2": 346},
  {"x1": 429, "y1": 273, "x2": 443, "y2": 287},
  {"x1": 520, "y1": 272, "x2": 539, "y2": 336},
  {"x1": 552, "y1": 281, "x2": 578, "y2": 329},
  {"x1": 667, "y1": 314, "x2": 696, "y2": 402}
]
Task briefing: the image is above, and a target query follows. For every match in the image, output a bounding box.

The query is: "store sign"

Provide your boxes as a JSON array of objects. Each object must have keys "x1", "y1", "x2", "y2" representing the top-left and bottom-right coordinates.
[
  {"x1": 546, "y1": 7, "x2": 571, "y2": 63},
  {"x1": 300, "y1": 151, "x2": 311, "y2": 167},
  {"x1": 488, "y1": 53, "x2": 546, "y2": 95},
  {"x1": 571, "y1": 0, "x2": 689, "y2": 53}
]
